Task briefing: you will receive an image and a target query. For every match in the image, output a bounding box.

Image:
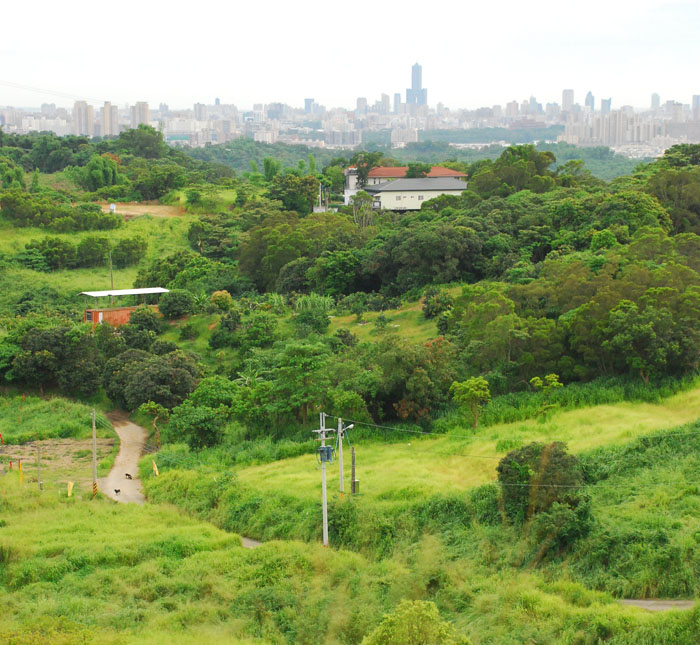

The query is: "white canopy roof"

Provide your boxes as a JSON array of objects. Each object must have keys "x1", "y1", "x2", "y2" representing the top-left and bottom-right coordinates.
[{"x1": 79, "y1": 288, "x2": 169, "y2": 298}]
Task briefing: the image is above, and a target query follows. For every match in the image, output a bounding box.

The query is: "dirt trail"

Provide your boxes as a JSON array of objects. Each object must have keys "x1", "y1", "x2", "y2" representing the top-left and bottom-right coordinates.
[
  {"x1": 99, "y1": 412, "x2": 148, "y2": 504},
  {"x1": 99, "y1": 202, "x2": 183, "y2": 219},
  {"x1": 619, "y1": 599, "x2": 696, "y2": 611}
]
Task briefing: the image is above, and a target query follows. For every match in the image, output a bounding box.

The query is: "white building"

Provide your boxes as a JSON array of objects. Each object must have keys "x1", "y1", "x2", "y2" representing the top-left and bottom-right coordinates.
[{"x1": 364, "y1": 177, "x2": 467, "y2": 211}]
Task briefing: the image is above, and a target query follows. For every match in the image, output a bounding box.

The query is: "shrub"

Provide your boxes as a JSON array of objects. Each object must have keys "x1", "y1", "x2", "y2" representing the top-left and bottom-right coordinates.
[
  {"x1": 128, "y1": 306, "x2": 161, "y2": 334},
  {"x1": 496, "y1": 442, "x2": 589, "y2": 532},
  {"x1": 210, "y1": 290, "x2": 233, "y2": 312},
  {"x1": 159, "y1": 289, "x2": 196, "y2": 319},
  {"x1": 361, "y1": 600, "x2": 470, "y2": 645},
  {"x1": 422, "y1": 287, "x2": 454, "y2": 319}
]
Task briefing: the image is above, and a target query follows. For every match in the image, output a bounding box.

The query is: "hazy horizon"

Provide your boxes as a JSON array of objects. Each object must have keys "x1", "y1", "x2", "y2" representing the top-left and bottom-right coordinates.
[{"x1": 2, "y1": 0, "x2": 699, "y2": 111}]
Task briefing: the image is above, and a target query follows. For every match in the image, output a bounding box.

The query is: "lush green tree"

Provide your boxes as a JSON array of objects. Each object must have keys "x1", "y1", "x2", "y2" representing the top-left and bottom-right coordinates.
[
  {"x1": 111, "y1": 236, "x2": 147, "y2": 267},
  {"x1": 450, "y1": 377, "x2": 491, "y2": 428},
  {"x1": 158, "y1": 289, "x2": 197, "y2": 319},
  {"x1": 404, "y1": 162, "x2": 432, "y2": 178},
  {"x1": 267, "y1": 172, "x2": 320, "y2": 214},
  {"x1": 496, "y1": 442, "x2": 591, "y2": 549},
  {"x1": 128, "y1": 306, "x2": 162, "y2": 334}
]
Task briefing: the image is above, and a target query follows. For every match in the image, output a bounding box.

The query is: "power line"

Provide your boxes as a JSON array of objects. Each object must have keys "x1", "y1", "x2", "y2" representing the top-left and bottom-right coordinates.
[{"x1": 0, "y1": 79, "x2": 107, "y2": 105}]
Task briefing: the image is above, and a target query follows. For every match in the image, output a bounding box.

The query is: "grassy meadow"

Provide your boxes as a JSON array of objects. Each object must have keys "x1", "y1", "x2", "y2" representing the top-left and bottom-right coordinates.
[
  {"x1": 224, "y1": 382, "x2": 700, "y2": 506},
  {"x1": 2, "y1": 472, "x2": 700, "y2": 644}
]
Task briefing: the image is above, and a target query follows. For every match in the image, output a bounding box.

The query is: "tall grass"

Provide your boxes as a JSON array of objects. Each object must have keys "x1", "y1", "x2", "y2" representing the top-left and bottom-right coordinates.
[{"x1": 0, "y1": 393, "x2": 112, "y2": 444}]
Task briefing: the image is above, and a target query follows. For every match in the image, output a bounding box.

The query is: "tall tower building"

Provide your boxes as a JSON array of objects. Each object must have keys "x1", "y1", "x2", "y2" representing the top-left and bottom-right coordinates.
[
  {"x1": 102, "y1": 101, "x2": 119, "y2": 136},
  {"x1": 304, "y1": 98, "x2": 314, "y2": 114},
  {"x1": 601, "y1": 98, "x2": 612, "y2": 115},
  {"x1": 692, "y1": 95, "x2": 700, "y2": 121},
  {"x1": 651, "y1": 93, "x2": 660, "y2": 111},
  {"x1": 584, "y1": 91, "x2": 594, "y2": 110},
  {"x1": 393, "y1": 93, "x2": 401, "y2": 114},
  {"x1": 194, "y1": 102, "x2": 208, "y2": 121},
  {"x1": 562, "y1": 89, "x2": 574, "y2": 112},
  {"x1": 406, "y1": 62, "x2": 428, "y2": 106},
  {"x1": 356, "y1": 97, "x2": 368, "y2": 114},
  {"x1": 130, "y1": 102, "x2": 150, "y2": 128},
  {"x1": 72, "y1": 101, "x2": 94, "y2": 136}
]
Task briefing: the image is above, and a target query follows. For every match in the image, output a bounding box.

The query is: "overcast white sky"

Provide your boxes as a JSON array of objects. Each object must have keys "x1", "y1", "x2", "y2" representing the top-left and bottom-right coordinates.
[{"x1": 1, "y1": 0, "x2": 698, "y2": 111}]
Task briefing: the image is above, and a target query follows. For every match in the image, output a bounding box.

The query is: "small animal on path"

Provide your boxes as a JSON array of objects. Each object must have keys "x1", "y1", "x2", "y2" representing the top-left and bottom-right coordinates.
[
  {"x1": 114, "y1": 489, "x2": 121, "y2": 495},
  {"x1": 125, "y1": 473, "x2": 132, "y2": 479}
]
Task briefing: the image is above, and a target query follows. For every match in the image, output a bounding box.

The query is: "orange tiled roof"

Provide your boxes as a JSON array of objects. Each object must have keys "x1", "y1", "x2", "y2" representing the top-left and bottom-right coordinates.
[{"x1": 368, "y1": 166, "x2": 467, "y2": 178}]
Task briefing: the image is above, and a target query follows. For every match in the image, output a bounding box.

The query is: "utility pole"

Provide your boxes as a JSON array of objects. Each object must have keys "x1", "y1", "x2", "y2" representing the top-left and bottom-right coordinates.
[
  {"x1": 313, "y1": 412, "x2": 335, "y2": 548},
  {"x1": 338, "y1": 417, "x2": 344, "y2": 498},
  {"x1": 108, "y1": 250, "x2": 114, "y2": 306},
  {"x1": 91, "y1": 409, "x2": 97, "y2": 498},
  {"x1": 36, "y1": 445, "x2": 41, "y2": 491}
]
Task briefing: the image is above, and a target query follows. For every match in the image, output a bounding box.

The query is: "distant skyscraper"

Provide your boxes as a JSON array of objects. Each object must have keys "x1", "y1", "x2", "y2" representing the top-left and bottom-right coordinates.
[
  {"x1": 159, "y1": 103, "x2": 169, "y2": 115},
  {"x1": 692, "y1": 95, "x2": 700, "y2": 120},
  {"x1": 601, "y1": 98, "x2": 611, "y2": 115},
  {"x1": 215, "y1": 97, "x2": 220, "y2": 106},
  {"x1": 562, "y1": 89, "x2": 574, "y2": 112},
  {"x1": 194, "y1": 103, "x2": 208, "y2": 121},
  {"x1": 72, "y1": 100, "x2": 94, "y2": 136},
  {"x1": 393, "y1": 93, "x2": 401, "y2": 114},
  {"x1": 130, "y1": 102, "x2": 150, "y2": 128},
  {"x1": 380, "y1": 93, "x2": 390, "y2": 114},
  {"x1": 406, "y1": 62, "x2": 428, "y2": 106},
  {"x1": 101, "y1": 101, "x2": 118, "y2": 136},
  {"x1": 356, "y1": 97, "x2": 368, "y2": 114},
  {"x1": 304, "y1": 98, "x2": 314, "y2": 114},
  {"x1": 651, "y1": 93, "x2": 660, "y2": 111},
  {"x1": 585, "y1": 91, "x2": 594, "y2": 110}
]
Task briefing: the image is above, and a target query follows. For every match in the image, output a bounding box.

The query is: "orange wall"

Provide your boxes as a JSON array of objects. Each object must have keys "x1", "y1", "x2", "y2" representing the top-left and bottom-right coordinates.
[{"x1": 84, "y1": 305, "x2": 160, "y2": 328}]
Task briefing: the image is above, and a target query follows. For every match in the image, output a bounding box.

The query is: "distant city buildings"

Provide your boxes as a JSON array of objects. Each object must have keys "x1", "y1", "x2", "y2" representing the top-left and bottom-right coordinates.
[
  {"x1": 2, "y1": 65, "x2": 700, "y2": 158},
  {"x1": 130, "y1": 102, "x2": 150, "y2": 128}
]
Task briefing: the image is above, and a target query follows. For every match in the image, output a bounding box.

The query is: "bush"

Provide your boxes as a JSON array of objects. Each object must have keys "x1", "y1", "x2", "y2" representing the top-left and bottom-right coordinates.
[
  {"x1": 111, "y1": 236, "x2": 147, "y2": 267},
  {"x1": 210, "y1": 290, "x2": 233, "y2": 312},
  {"x1": 361, "y1": 600, "x2": 470, "y2": 645},
  {"x1": 159, "y1": 289, "x2": 196, "y2": 319},
  {"x1": 496, "y1": 442, "x2": 590, "y2": 540},
  {"x1": 127, "y1": 306, "x2": 161, "y2": 334},
  {"x1": 179, "y1": 321, "x2": 198, "y2": 341},
  {"x1": 423, "y1": 287, "x2": 454, "y2": 319}
]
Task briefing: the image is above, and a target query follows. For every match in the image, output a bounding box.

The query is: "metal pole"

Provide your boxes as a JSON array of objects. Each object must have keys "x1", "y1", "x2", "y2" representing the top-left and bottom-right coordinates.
[
  {"x1": 338, "y1": 417, "x2": 344, "y2": 497},
  {"x1": 351, "y1": 447, "x2": 356, "y2": 495},
  {"x1": 109, "y1": 251, "x2": 114, "y2": 306},
  {"x1": 92, "y1": 409, "x2": 98, "y2": 498},
  {"x1": 36, "y1": 445, "x2": 41, "y2": 490},
  {"x1": 320, "y1": 412, "x2": 328, "y2": 547}
]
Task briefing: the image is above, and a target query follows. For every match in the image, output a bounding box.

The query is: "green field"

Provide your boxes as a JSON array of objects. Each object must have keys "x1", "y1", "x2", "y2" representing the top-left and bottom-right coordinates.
[
  {"x1": 233, "y1": 383, "x2": 700, "y2": 505},
  {"x1": 3, "y1": 470, "x2": 700, "y2": 644}
]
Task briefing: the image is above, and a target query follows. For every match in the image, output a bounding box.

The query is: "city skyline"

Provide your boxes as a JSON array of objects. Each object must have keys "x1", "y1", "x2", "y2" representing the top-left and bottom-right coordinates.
[{"x1": 1, "y1": 0, "x2": 698, "y2": 110}]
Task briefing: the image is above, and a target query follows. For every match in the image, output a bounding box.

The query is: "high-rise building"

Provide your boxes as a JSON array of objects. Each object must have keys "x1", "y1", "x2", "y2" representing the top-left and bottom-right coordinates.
[
  {"x1": 601, "y1": 98, "x2": 611, "y2": 115},
  {"x1": 406, "y1": 62, "x2": 428, "y2": 106},
  {"x1": 562, "y1": 89, "x2": 574, "y2": 112},
  {"x1": 130, "y1": 102, "x2": 150, "y2": 128},
  {"x1": 101, "y1": 101, "x2": 119, "y2": 136},
  {"x1": 194, "y1": 103, "x2": 208, "y2": 121},
  {"x1": 356, "y1": 97, "x2": 368, "y2": 114},
  {"x1": 393, "y1": 93, "x2": 401, "y2": 114},
  {"x1": 380, "y1": 93, "x2": 391, "y2": 114},
  {"x1": 72, "y1": 100, "x2": 94, "y2": 136},
  {"x1": 651, "y1": 93, "x2": 660, "y2": 111},
  {"x1": 304, "y1": 98, "x2": 314, "y2": 114},
  {"x1": 159, "y1": 103, "x2": 169, "y2": 115},
  {"x1": 585, "y1": 91, "x2": 594, "y2": 110},
  {"x1": 693, "y1": 95, "x2": 700, "y2": 121}
]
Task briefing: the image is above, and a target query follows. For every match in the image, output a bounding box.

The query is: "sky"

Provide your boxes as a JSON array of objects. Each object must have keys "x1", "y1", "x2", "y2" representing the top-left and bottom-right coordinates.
[{"x1": 1, "y1": 0, "x2": 699, "y2": 112}]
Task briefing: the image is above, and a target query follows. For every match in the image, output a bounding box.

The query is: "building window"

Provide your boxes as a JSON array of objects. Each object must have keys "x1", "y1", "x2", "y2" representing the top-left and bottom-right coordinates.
[
  {"x1": 396, "y1": 195, "x2": 401, "y2": 201},
  {"x1": 418, "y1": 195, "x2": 424, "y2": 200}
]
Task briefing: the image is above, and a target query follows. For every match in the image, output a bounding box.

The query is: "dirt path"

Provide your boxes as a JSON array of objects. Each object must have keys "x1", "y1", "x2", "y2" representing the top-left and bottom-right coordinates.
[
  {"x1": 99, "y1": 412, "x2": 148, "y2": 504},
  {"x1": 619, "y1": 599, "x2": 696, "y2": 611},
  {"x1": 99, "y1": 201, "x2": 183, "y2": 219}
]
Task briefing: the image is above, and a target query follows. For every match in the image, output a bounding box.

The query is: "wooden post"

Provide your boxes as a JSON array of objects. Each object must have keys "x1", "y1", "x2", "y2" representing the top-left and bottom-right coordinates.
[
  {"x1": 92, "y1": 409, "x2": 97, "y2": 498},
  {"x1": 338, "y1": 417, "x2": 344, "y2": 497},
  {"x1": 351, "y1": 447, "x2": 356, "y2": 495},
  {"x1": 36, "y1": 445, "x2": 42, "y2": 490}
]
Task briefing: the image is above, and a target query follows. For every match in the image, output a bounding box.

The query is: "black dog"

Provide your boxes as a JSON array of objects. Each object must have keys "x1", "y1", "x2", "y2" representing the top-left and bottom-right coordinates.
[
  {"x1": 125, "y1": 473, "x2": 132, "y2": 479},
  {"x1": 114, "y1": 489, "x2": 121, "y2": 495}
]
